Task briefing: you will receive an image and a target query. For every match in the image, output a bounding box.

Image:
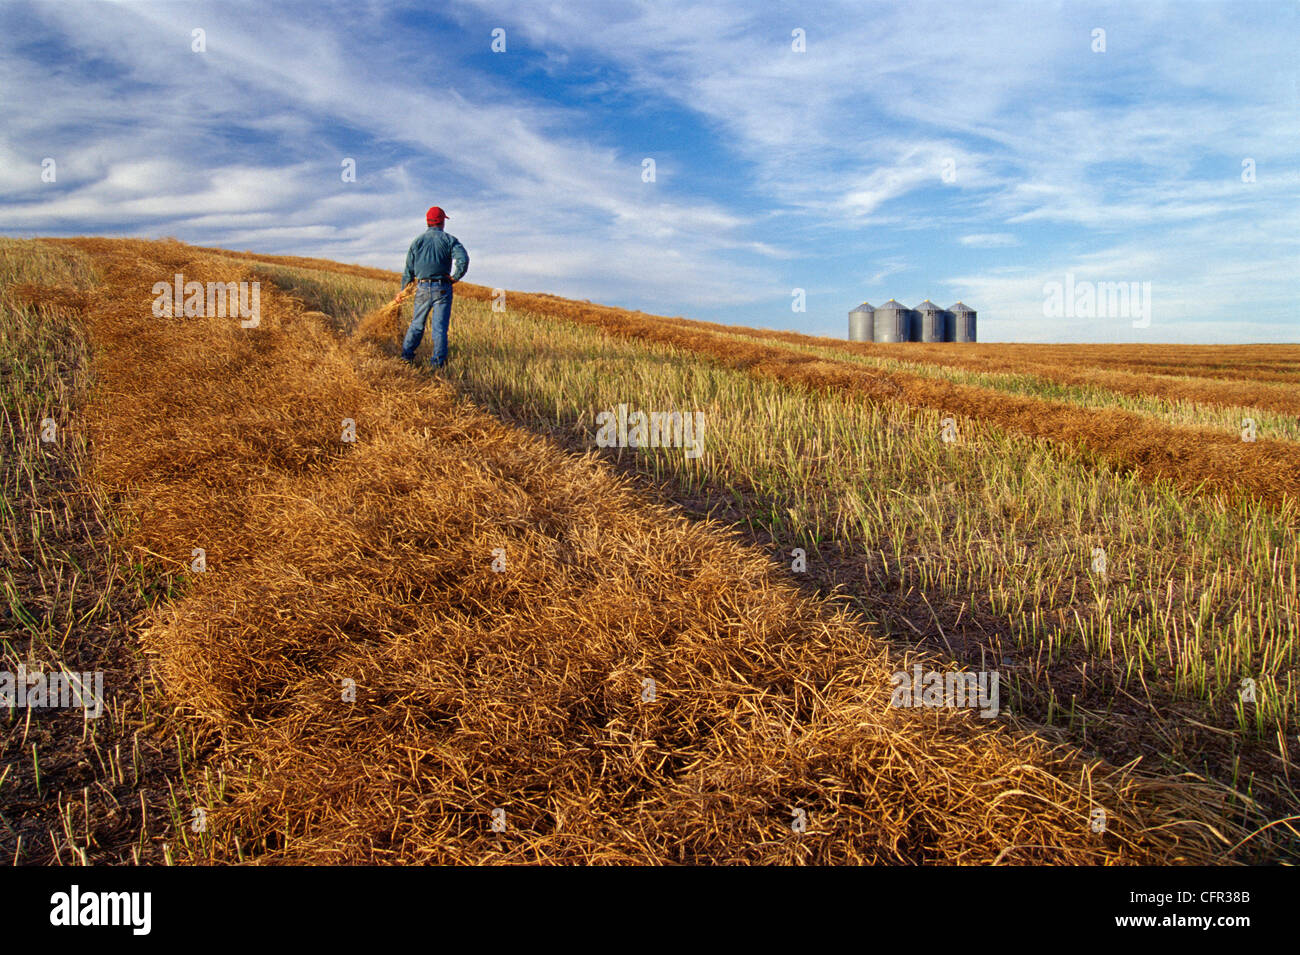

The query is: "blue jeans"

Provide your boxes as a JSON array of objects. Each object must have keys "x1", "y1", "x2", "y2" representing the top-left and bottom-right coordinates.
[{"x1": 401, "y1": 280, "x2": 453, "y2": 367}]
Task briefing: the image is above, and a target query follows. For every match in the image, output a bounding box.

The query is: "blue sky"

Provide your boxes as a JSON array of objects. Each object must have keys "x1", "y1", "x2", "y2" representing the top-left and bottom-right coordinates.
[{"x1": 2, "y1": 0, "x2": 1297, "y2": 342}]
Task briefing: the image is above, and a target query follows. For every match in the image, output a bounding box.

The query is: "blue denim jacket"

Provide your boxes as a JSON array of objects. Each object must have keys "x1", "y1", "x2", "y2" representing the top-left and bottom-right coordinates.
[{"x1": 401, "y1": 226, "x2": 469, "y2": 288}]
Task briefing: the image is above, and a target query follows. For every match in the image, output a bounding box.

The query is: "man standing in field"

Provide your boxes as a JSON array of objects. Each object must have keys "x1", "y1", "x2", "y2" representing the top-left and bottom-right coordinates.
[{"x1": 395, "y1": 205, "x2": 469, "y2": 369}]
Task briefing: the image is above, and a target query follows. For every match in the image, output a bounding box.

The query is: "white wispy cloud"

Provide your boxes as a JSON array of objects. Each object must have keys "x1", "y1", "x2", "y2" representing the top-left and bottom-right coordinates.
[{"x1": 960, "y1": 233, "x2": 1019, "y2": 248}]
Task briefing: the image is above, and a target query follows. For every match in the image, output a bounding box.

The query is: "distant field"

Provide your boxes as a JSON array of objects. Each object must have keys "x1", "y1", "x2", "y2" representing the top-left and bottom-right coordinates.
[
  {"x1": 3, "y1": 236, "x2": 1295, "y2": 865},
  {"x1": 196, "y1": 247, "x2": 1300, "y2": 501}
]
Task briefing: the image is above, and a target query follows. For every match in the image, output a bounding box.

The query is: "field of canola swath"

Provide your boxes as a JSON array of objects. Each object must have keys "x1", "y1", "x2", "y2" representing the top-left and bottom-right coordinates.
[{"x1": 1, "y1": 235, "x2": 1296, "y2": 864}]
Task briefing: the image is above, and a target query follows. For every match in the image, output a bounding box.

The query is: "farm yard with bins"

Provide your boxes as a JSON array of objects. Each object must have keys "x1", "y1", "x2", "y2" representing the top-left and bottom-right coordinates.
[{"x1": 0, "y1": 0, "x2": 1296, "y2": 925}]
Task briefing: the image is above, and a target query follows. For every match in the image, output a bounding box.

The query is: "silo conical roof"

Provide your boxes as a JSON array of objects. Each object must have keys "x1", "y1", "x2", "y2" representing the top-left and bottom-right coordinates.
[
  {"x1": 948, "y1": 302, "x2": 974, "y2": 313},
  {"x1": 878, "y1": 299, "x2": 908, "y2": 310},
  {"x1": 850, "y1": 301, "x2": 875, "y2": 312},
  {"x1": 915, "y1": 300, "x2": 943, "y2": 311}
]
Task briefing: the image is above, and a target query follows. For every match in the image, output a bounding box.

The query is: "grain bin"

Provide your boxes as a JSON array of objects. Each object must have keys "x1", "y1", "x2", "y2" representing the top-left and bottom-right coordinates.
[
  {"x1": 873, "y1": 299, "x2": 912, "y2": 342},
  {"x1": 949, "y1": 302, "x2": 976, "y2": 342},
  {"x1": 848, "y1": 302, "x2": 875, "y2": 342},
  {"x1": 939, "y1": 308, "x2": 955, "y2": 341},
  {"x1": 915, "y1": 300, "x2": 946, "y2": 342}
]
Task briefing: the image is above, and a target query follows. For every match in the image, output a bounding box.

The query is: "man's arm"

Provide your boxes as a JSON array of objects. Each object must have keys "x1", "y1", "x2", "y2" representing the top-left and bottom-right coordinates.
[{"x1": 449, "y1": 238, "x2": 468, "y2": 282}]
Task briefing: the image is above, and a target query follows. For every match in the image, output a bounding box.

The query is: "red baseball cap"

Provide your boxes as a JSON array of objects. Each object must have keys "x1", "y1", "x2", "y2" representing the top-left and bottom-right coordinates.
[{"x1": 426, "y1": 205, "x2": 448, "y2": 224}]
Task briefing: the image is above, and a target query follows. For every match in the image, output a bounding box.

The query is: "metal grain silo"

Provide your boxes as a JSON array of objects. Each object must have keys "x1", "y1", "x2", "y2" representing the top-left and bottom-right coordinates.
[
  {"x1": 940, "y1": 308, "x2": 955, "y2": 341},
  {"x1": 949, "y1": 302, "x2": 976, "y2": 342},
  {"x1": 848, "y1": 302, "x2": 875, "y2": 342},
  {"x1": 873, "y1": 299, "x2": 911, "y2": 342},
  {"x1": 915, "y1": 300, "x2": 946, "y2": 342}
]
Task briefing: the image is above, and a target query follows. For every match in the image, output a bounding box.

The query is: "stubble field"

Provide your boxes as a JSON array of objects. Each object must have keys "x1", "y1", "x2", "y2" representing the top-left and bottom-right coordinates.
[{"x1": 2, "y1": 236, "x2": 1295, "y2": 864}]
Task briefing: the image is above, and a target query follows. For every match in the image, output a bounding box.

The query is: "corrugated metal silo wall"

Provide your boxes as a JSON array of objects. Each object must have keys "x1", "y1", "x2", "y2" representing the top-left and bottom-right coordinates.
[
  {"x1": 955, "y1": 311, "x2": 977, "y2": 342},
  {"x1": 919, "y1": 309, "x2": 944, "y2": 342},
  {"x1": 849, "y1": 309, "x2": 874, "y2": 342},
  {"x1": 906, "y1": 309, "x2": 922, "y2": 341},
  {"x1": 940, "y1": 309, "x2": 955, "y2": 341},
  {"x1": 873, "y1": 308, "x2": 908, "y2": 342}
]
